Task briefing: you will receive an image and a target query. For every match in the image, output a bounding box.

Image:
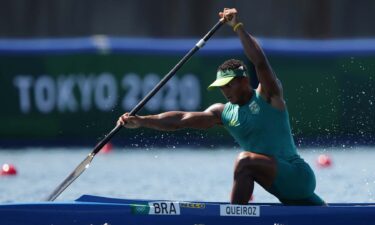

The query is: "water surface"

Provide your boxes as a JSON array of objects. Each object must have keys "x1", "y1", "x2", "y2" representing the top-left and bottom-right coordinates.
[{"x1": 1, "y1": 147, "x2": 374, "y2": 203}]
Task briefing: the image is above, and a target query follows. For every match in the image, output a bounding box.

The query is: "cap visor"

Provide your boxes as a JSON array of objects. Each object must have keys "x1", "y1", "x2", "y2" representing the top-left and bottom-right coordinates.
[{"x1": 207, "y1": 77, "x2": 234, "y2": 90}]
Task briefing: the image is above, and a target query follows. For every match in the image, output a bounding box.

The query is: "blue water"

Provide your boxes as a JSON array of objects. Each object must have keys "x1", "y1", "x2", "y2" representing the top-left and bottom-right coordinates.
[{"x1": 1, "y1": 147, "x2": 375, "y2": 203}]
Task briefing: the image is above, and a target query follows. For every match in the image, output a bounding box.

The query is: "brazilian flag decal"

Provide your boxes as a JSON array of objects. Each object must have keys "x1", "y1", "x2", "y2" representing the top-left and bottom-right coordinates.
[{"x1": 130, "y1": 204, "x2": 150, "y2": 215}]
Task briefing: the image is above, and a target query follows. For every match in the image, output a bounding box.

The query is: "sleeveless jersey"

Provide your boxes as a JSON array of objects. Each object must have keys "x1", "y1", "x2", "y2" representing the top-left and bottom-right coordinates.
[{"x1": 221, "y1": 90, "x2": 300, "y2": 161}]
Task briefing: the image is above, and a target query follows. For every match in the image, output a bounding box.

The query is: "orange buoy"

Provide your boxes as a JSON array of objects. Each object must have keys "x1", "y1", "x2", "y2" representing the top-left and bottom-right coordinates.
[
  {"x1": 101, "y1": 142, "x2": 113, "y2": 154},
  {"x1": 249, "y1": 194, "x2": 254, "y2": 202},
  {"x1": 1, "y1": 163, "x2": 17, "y2": 176},
  {"x1": 317, "y1": 154, "x2": 332, "y2": 168}
]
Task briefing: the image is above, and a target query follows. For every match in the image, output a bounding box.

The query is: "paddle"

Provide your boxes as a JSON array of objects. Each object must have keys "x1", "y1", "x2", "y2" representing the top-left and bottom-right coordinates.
[{"x1": 45, "y1": 20, "x2": 224, "y2": 201}]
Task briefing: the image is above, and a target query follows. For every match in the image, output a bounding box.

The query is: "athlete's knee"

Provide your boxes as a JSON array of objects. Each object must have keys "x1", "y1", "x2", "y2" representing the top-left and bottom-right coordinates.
[
  {"x1": 233, "y1": 154, "x2": 256, "y2": 179},
  {"x1": 235, "y1": 152, "x2": 259, "y2": 167},
  {"x1": 234, "y1": 152, "x2": 276, "y2": 178}
]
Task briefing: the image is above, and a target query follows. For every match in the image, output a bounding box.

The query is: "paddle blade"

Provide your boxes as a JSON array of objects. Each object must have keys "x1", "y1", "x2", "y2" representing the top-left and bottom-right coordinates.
[{"x1": 44, "y1": 153, "x2": 95, "y2": 201}]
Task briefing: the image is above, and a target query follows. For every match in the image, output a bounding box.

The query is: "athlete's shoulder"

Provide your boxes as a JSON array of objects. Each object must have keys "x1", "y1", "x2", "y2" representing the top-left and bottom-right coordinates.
[
  {"x1": 204, "y1": 103, "x2": 225, "y2": 119},
  {"x1": 205, "y1": 103, "x2": 225, "y2": 113},
  {"x1": 256, "y1": 85, "x2": 286, "y2": 110}
]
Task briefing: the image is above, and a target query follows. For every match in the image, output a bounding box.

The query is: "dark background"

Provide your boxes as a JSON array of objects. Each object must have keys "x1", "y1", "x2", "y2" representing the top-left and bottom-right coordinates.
[{"x1": 1, "y1": 0, "x2": 374, "y2": 38}]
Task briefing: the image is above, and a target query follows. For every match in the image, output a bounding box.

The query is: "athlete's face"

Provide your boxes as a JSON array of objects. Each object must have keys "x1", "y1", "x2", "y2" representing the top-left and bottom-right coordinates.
[{"x1": 219, "y1": 77, "x2": 250, "y2": 104}]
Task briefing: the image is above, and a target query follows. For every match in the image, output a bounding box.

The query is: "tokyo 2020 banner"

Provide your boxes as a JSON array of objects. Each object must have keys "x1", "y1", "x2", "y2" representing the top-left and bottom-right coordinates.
[{"x1": 0, "y1": 38, "x2": 374, "y2": 146}]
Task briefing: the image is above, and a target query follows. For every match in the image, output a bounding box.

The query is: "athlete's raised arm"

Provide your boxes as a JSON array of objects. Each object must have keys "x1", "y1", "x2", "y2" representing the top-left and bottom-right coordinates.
[{"x1": 220, "y1": 8, "x2": 284, "y2": 108}]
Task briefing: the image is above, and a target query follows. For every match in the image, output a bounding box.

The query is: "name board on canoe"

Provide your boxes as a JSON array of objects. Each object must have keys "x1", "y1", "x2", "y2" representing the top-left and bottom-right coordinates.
[
  {"x1": 220, "y1": 204, "x2": 260, "y2": 217},
  {"x1": 130, "y1": 202, "x2": 181, "y2": 215},
  {"x1": 148, "y1": 201, "x2": 181, "y2": 215}
]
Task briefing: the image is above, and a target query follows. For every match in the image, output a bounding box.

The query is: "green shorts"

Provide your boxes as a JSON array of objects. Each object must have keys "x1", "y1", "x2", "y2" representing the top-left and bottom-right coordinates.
[{"x1": 268, "y1": 157, "x2": 325, "y2": 206}]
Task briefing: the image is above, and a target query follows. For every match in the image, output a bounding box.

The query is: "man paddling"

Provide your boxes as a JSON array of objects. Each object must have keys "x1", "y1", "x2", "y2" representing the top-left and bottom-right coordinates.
[{"x1": 118, "y1": 8, "x2": 325, "y2": 206}]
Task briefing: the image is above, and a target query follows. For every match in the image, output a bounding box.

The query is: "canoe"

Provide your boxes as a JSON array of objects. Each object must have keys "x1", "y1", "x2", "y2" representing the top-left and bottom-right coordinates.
[{"x1": 1, "y1": 195, "x2": 375, "y2": 225}]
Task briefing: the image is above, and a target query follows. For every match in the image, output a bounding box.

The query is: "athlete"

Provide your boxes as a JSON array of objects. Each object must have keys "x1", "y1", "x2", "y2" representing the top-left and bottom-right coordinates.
[{"x1": 118, "y1": 8, "x2": 325, "y2": 205}]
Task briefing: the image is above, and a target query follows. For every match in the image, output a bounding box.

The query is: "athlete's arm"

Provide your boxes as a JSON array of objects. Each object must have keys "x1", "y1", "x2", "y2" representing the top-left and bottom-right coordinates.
[
  {"x1": 237, "y1": 30, "x2": 282, "y2": 98},
  {"x1": 117, "y1": 103, "x2": 224, "y2": 131},
  {"x1": 220, "y1": 8, "x2": 285, "y2": 109}
]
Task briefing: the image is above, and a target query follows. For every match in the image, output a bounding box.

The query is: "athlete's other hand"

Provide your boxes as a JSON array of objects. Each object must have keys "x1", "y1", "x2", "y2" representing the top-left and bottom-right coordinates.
[
  {"x1": 219, "y1": 8, "x2": 239, "y2": 27},
  {"x1": 117, "y1": 113, "x2": 141, "y2": 129}
]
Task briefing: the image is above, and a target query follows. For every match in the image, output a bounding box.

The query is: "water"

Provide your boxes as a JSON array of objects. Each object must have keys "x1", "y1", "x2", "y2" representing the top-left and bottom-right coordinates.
[{"x1": 1, "y1": 147, "x2": 375, "y2": 203}]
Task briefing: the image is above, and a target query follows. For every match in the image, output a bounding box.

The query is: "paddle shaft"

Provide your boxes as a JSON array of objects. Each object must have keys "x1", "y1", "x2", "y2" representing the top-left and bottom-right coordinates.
[{"x1": 45, "y1": 20, "x2": 223, "y2": 201}]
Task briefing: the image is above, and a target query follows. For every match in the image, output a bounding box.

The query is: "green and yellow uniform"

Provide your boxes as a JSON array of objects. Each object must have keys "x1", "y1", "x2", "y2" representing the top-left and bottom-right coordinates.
[{"x1": 222, "y1": 90, "x2": 325, "y2": 205}]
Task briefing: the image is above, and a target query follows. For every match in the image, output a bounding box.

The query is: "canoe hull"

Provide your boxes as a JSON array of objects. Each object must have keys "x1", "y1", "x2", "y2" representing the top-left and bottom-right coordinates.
[{"x1": 1, "y1": 195, "x2": 375, "y2": 225}]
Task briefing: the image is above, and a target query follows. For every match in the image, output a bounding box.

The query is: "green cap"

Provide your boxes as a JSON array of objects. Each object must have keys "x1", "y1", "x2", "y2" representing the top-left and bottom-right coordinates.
[{"x1": 207, "y1": 66, "x2": 247, "y2": 90}]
